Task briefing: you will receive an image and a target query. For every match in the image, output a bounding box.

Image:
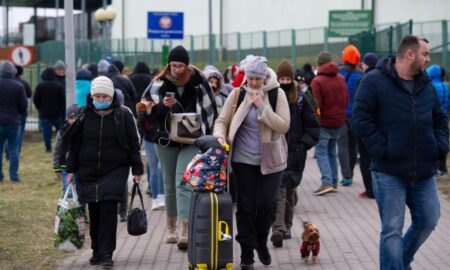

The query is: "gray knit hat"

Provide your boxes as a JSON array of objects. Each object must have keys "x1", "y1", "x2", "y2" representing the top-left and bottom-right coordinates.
[
  {"x1": 90, "y1": 76, "x2": 115, "y2": 98},
  {"x1": 97, "y1": 59, "x2": 110, "y2": 75},
  {"x1": 244, "y1": 55, "x2": 268, "y2": 79},
  {"x1": 54, "y1": 60, "x2": 66, "y2": 70}
]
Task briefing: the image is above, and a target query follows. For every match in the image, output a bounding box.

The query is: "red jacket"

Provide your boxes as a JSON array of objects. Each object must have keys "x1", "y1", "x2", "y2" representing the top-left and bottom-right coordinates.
[
  {"x1": 311, "y1": 62, "x2": 348, "y2": 128},
  {"x1": 300, "y1": 241, "x2": 320, "y2": 257}
]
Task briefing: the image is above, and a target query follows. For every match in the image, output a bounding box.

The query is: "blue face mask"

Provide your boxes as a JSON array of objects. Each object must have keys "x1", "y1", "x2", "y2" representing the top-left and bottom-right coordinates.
[{"x1": 93, "y1": 100, "x2": 111, "y2": 110}]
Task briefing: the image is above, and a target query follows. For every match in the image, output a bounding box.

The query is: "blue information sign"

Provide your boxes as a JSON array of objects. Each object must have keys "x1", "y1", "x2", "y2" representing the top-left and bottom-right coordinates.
[{"x1": 148, "y1": 12, "x2": 184, "y2": 40}]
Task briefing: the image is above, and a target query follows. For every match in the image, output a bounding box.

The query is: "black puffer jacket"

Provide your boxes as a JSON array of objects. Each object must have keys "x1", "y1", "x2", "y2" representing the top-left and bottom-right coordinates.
[
  {"x1": 107, "y1": 65, "x2": 138, "y2": 116},
  {"x1": 66, "y1": 93, "x2": 143, "y2": 203},
  {"x1": 283, "y1": 90, "x2": 320, "y2": 187},
  {"x1": 353, "y1": 55, "x2": 449, "y2": 180}
]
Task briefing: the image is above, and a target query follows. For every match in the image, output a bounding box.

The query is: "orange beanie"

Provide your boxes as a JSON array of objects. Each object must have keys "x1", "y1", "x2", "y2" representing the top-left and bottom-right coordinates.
[{"x1": 342, "y1": 45, "x2": 361, "y2": 66}]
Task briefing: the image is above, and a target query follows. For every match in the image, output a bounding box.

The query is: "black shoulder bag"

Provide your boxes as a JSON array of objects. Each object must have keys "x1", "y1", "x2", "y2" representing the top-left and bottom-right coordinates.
[{"x1": 127, "y1": 183, "x2": 148, "y2": 236}]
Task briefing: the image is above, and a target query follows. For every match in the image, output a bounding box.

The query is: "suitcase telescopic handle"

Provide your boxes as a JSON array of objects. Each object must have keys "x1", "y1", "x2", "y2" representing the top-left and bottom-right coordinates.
[{"x1": 218, "y1": 221, "x2": 232, "y2": 241}]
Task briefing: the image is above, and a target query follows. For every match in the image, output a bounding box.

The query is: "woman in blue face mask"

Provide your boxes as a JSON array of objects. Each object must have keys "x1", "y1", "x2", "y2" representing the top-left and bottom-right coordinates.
[{"x1": 65, "y1": 76, "x2": 143, "y2": 267}]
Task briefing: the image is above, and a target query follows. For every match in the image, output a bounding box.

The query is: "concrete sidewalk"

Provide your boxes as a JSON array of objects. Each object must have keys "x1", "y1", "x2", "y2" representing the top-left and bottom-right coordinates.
[{"x1": 58, "y1": 153, "x2": 450, "y2": 270}]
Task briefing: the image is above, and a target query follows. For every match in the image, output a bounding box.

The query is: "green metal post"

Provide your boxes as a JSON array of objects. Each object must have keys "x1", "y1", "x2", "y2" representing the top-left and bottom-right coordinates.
[
  {"x1": 389, "y1": 26, "x2": 394, "y2": 55},
  {"x1": 324, "y1": 27, "x2": 329, "y2": 52},
  {"x1": 408, "y1": 19, "x2": 413, "y2": 34},
  {"x1": 212, "y1": 35, "x2": 216, "y2": 65},
  {"x1": 442, "y1": 20, "x2": 449, "y2": 70},
  {"x1": 134, "y1": 38, "x2": 138, "y2": 66},
  {"x1": 237, "y1": 32, "x2": 241, "y2": 63},
  {"x1": 190, "y1": 35, "x2": 195, "y2": 65},
  {"x1": 162, "y1": 45, "x2": 169, "y2": 67},
  {"x1": 263, "y1": 31, "x2": 268, "y2": 57},
  {"x1": 291, "y1": 29, "x2": 296, "y2": 69}
]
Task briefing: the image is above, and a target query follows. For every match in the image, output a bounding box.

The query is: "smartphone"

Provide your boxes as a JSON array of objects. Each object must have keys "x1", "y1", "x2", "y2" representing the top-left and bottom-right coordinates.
[{"x1": 166, "y1": 92, "x2": 175, "y2": 98}]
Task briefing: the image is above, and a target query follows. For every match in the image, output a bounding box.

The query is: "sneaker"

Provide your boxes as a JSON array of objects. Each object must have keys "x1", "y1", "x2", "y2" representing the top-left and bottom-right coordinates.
[
  {"x1": 157, "y1": 195, "x2": 166, "y2": 210},
  {"x1": 256, "y1": 245, "x2": 271, "y2": 265},
  {"x1": 151, "y1": 199, "x2": 160, "y2": 211},
  {"x1": 340, "y1": 178, "x2": 353, "y2": 186},
  {"x1": 332, "y1": 184, "x2": 338, "y2": 192},
  {"x1": 313, "y1": 185, "x2": 334, "y2": 196},
  {"x1": 358, "y1": 191, "x2": 368, "y2": 198},
  {"x1": 270, "y1": 230, "x2": 283, "y2": 247},
  {"x1": 283, "y1": 227, "x2": 292, "y2": 239}
]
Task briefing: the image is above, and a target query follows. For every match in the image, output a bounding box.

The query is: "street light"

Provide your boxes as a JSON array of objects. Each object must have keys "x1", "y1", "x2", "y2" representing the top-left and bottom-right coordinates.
[{"x1": 95, "y1": 6, "x2": 116, "y2": 63}]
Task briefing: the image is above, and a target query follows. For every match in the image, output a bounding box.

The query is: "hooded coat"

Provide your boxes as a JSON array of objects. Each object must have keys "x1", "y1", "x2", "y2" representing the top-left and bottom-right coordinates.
[
  {"x1": 353, "y1": 56, "x2": 449, "y2": 180},
  {"x1": 427, "y1": 64, "x2": 449, "y2": 113},
  {"x1": 65, "y1": 93, "x2": 143, "y2": 203},
  {"x1": 203, "y1": 65, "x2": 229, "y2": 113},
  {"x1": 129, "y1": 62, "x2": 153, "y2": 100},
  {"x1": 107, "y1": 64, "x2": 138, "y2": 115},
  {"x1": 33, "y1": 68, "x2": 66, "y2": 119},
  {"x1": 0, "y1": 61, "x2": 28, "y2": 125},
  {"x1": 311, "y1": 62, "x2": 349, "y2": 128},
  {"x1": 214, "y1": 68, "x2": 291, "y2": 175}
]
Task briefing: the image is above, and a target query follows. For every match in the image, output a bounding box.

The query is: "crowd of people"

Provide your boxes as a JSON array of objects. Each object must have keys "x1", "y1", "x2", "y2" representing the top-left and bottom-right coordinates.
[{"x1": 0, "y1": 34, "x2": 449, "y2": 270}]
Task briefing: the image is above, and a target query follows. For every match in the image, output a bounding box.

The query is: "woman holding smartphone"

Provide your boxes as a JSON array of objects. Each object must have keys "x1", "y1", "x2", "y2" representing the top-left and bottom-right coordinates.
[{"x1": 138, "y1": 45, "x2": 217, "y2": 250}]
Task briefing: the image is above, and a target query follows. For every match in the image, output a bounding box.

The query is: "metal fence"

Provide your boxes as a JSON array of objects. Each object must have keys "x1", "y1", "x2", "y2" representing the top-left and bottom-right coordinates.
[{"x1": 22, "y1": 19, "x2": 450, "y2": 131}]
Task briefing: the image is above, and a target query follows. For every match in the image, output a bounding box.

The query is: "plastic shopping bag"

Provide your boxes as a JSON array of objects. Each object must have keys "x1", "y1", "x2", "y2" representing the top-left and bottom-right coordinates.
[{"x1": 54, "y1": 183, "x2": 85, "y2": 251}]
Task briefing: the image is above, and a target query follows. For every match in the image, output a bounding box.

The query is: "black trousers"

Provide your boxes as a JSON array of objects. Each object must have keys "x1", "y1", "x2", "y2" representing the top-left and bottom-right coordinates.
[
  {"x1": 358, "y1": 138, "x2": 374, "y2": 197},
  {"x1": 232, "y1": 162, "x2": 282, "y2": 251},
  {"x1": 88, "y1": 200, "x2": 118, "y2": 259},
  {"x1": 118, "y1": 182, "x2": 128, "y2": 214}
]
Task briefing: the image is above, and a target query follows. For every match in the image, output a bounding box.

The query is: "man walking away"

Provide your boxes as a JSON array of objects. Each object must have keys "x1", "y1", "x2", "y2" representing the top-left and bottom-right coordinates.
[
  {"x1": 0, "y1": 61, "x2": 28, "y2": 182},
  {"x1": 337, "y1": 45, "x2": 363, "y2": 186},
  {"x1": 311, "y1": 52, "x2": 349, "y2": 196},
  {"x1": 353, "y1": 35, "x2": 449, "y2": 270}
]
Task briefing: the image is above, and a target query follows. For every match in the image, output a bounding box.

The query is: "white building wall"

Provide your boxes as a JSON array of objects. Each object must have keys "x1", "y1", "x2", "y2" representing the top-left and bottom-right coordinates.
[{"x1": 111, "y1": 0, "x2": 450, "y2": 39}]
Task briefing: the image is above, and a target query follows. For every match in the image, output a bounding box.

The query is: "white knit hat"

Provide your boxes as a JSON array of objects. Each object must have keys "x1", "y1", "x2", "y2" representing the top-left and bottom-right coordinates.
[{"x1": 90, "y1": 76, "x2": 115, "y2": 98}]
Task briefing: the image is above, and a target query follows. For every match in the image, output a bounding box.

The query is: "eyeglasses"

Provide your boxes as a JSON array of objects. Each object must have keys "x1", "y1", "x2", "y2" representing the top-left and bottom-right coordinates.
[{"x1": 170, "y1": 64, "x2": 187, "y2": 71}]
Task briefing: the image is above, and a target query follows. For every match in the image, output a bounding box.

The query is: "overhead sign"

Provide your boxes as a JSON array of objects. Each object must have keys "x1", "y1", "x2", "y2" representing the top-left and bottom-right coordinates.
[
  {"x1": 147, "y1": 12, "x2": 184, "y2": 40},
  {"x1": 328, "y1": 10, "x2": 373, "y2": 38},
  {"x1": 10, "y1": 46, "x2": 33, "y2": 66}
]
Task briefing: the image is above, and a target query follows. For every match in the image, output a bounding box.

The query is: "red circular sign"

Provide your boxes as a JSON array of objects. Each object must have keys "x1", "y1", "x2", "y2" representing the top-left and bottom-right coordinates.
[{"x1": 10, "y1": 46, "x2": 33, "y2": 66}]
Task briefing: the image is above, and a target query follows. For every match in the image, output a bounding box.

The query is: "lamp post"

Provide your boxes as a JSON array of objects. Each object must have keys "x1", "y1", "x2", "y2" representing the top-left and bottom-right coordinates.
[{"x1": 94, "y1": 6, "x2": 116, "y2": 63}]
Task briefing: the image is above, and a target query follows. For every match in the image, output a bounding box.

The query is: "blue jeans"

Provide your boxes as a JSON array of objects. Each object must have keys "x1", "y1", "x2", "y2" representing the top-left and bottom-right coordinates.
[
  {"x1": 0, "y1": 125, "x2": 20, "y2": 181},
  {"x1": 144, "y1": 140, "x2": 164, "y2": 197},
  {"x1": 315, "y1": 127, "x2": 340, "y2": 186},
  {"x1": 41, "y1": 117, "x2": 62, "y2": 151},
  {"x1": 371, "y1": 171, "x2": 440, "y2": 270},
  {"x1": 4, "y1": 115, "x2": 26, "y2": 159}
]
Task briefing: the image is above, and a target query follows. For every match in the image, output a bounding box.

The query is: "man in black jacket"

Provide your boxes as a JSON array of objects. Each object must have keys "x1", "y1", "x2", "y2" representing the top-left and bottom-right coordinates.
[
  {"x1": 33, "y1": 67, "x2": 66, "y2": 152},
  {"x1": 353, "y1": 35, "x2": 449, "y2": 270},
  {"x1": 0, "y1": 61, "x2": 28, "y2": 182}
]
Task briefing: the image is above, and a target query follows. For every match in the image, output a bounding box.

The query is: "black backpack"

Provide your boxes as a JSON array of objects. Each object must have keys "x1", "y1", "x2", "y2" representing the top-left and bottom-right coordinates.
[{"x1": 235, "y1": 87, "x2": 278, "y2": 111}]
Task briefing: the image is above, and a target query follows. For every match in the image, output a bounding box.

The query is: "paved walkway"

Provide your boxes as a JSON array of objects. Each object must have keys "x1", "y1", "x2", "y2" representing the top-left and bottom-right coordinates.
[{"x1": 59, "y1": 153, "x2": 450, "y2": 270}]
